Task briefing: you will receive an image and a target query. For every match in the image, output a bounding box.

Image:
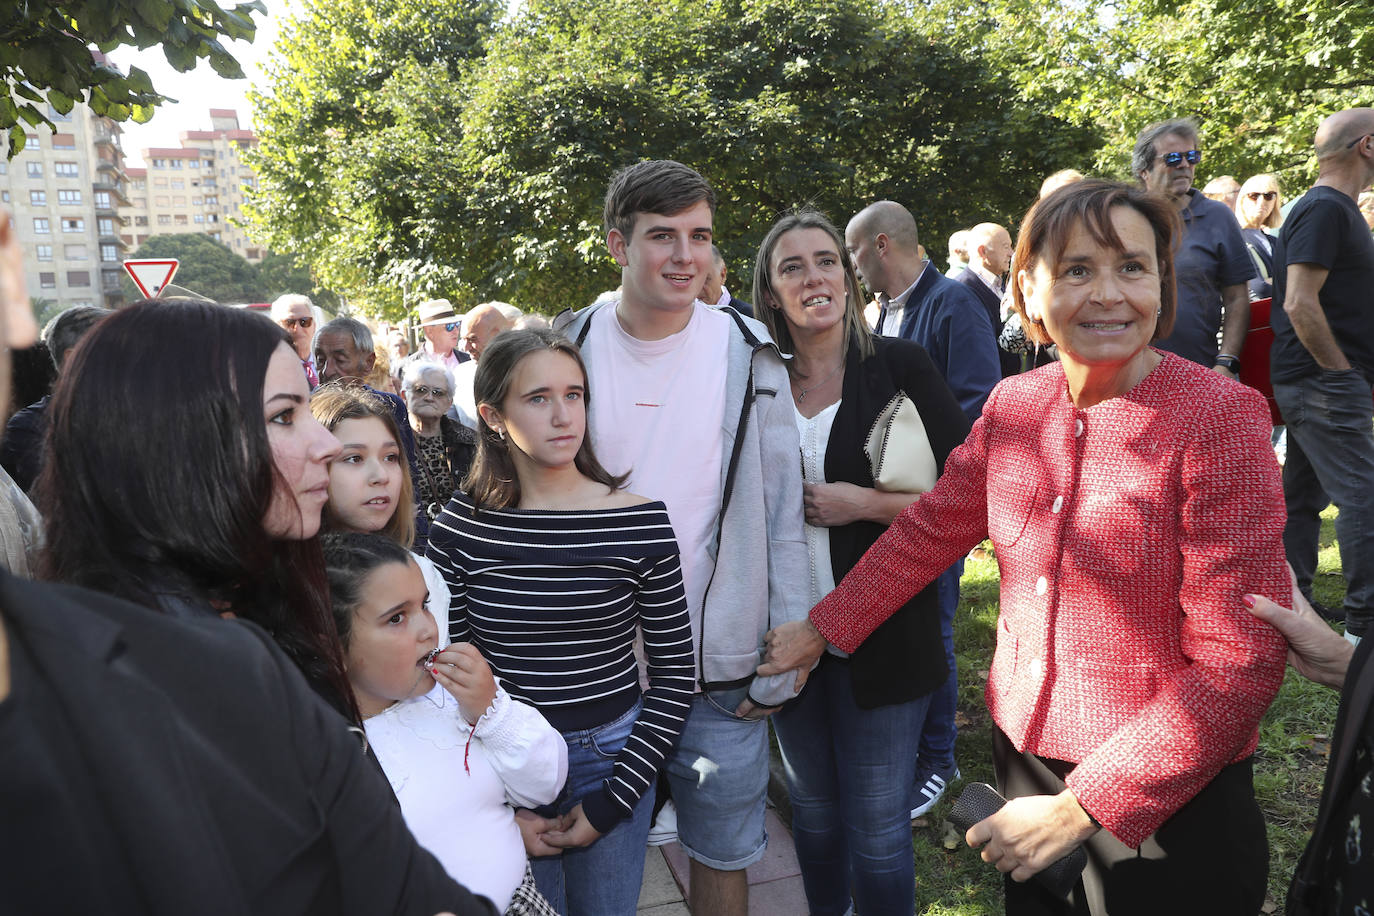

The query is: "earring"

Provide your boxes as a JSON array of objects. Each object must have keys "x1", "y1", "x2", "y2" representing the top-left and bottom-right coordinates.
[{"x1": 1156, "y1": 307, "x2": 1162, "y2": 318}]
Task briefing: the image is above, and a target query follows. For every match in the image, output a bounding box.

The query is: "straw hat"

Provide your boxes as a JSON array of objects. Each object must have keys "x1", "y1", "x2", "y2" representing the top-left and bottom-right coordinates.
[{"x1": 417, "y1": 298, "x2": 461, "y2": 327}]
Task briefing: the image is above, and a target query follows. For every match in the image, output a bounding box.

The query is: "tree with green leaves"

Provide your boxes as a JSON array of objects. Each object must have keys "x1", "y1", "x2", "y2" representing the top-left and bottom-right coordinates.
[
  {"x1": 1, "y1": 0, "x2": 265, "y2": 155},
  {"x1": 124, "y1": 233, "x2": 262, "y2": 303},
  {"x1": 247, "y1": 0, "x2": 1098, "y2": 316},
  {"x1": 914, "y1": 0, "x2": 1374, "y2": 188},
  {"x1": 451, "y1": 0, "x2": 1100, "y2": 309},
  {"x1": 244, "y1": 0, "x2": 501, "y2": 321}
]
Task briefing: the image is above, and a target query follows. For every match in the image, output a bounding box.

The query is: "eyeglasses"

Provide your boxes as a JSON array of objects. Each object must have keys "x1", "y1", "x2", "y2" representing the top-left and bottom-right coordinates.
[
  {"x1": 1347, "y1": 134, "x2": 1372, "y2": 149},
  {"x1": 1158, "y1": 149, "x2": 1202, "y2": 167},
  {"x1": 280, "y1": 316, "x2": 313, "y2": 330},
  {"x1": 410, "y1": 385, "x2": 450, "y2": 399},
  {"x1": 442, "y1": 322, "x2": 459, "y2": 333},
  {"x1": 1245, "y1": 191, "x2": 1277, "y2": 201}
]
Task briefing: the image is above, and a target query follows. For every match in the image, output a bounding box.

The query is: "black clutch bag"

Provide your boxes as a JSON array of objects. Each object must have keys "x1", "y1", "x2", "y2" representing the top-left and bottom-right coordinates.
[{"x1": 947, "y1": 782, "x2": 1088, "y2": 899}]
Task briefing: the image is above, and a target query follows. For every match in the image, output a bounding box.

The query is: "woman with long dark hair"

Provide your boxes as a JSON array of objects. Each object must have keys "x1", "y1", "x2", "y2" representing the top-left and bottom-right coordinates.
[{"x1": 37, "y1": 299, "x2": 355, "y2": 719}]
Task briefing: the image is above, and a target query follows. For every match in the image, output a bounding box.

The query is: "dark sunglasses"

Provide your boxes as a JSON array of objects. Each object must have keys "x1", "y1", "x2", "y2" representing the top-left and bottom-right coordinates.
[
  {"x1": 1159, "y1": 149, "x2": 1202, "y2": 167},
  {"x1": 442, "y1": 322, "x2": 459, "y2": 332},
  {"x1": 1246, "y1": 191, "x2": 1277, "y2": 201},
  {"x1": 281, "y1": 316, "x2": 313, "y2": 330},
  {"x1": 410, "y1": 384, "x2": 450, "y2": 398}
]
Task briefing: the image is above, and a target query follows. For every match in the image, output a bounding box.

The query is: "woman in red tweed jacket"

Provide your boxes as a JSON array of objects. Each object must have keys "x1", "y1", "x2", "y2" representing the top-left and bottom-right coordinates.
[{"x1": 761, "y1": 180, "x2": 1288, "y2": 914}]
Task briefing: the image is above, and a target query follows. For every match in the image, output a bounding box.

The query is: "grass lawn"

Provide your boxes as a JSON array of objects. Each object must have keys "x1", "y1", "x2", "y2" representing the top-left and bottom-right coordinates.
[{"x1": 910, "y1": 510, "x2": 1346, "y2": 915}]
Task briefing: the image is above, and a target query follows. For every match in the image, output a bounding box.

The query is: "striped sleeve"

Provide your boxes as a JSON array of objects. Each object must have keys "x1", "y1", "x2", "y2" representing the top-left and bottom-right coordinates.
[{"x1": 581, "y1": 551, "x2": 695, "y2": 833}]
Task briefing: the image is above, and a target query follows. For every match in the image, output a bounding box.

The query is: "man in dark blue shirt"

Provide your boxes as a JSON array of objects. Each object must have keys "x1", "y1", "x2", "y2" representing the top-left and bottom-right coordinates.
[
  {"x1": 1270, "y1": 107, "x2": 1374, "y2": 642},
  {"x1": 1132, "y1": 118, "x2": 1254, "y2": 374},
  {"x1": 845, "y1": 200, "x2": 999, "y2": 817}
]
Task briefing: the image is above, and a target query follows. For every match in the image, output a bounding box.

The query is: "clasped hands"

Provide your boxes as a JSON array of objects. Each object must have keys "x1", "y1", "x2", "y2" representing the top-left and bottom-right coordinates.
[{"x1": 514, "y1": 804, "x2": 602, "y2": 856}]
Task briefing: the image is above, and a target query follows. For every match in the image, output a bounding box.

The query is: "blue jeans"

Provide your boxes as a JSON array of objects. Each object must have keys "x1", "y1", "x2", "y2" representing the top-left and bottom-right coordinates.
[
  {"x1": 916, "y1": 560, "x2": 961, "y2": 778},
  {"x1": 530, "y1": 701, "x2": 654, "y2": 916},
  {"x1": 773, "y1": 656, "x2": 931, "y2": 916},
  {"x1": 1275, "y1": 370, "x2": 1374, "y2": 635}
]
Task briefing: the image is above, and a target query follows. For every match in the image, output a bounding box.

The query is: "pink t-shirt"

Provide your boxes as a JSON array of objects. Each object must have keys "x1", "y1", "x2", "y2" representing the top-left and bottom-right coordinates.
[{"x1": 582, "y1": 302, "x2": 729, "y2": 655}]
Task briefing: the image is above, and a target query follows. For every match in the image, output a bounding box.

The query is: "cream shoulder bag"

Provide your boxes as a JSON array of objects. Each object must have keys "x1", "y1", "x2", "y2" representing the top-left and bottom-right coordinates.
[{"x1": 864, "y1": 391, "x2": 937, "y2": 493}]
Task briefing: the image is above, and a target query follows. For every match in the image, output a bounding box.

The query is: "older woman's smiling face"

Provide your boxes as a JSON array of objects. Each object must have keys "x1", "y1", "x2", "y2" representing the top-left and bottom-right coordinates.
[{"x1": 1019, "y1": 205, "x2": 1162, "y2": 376}]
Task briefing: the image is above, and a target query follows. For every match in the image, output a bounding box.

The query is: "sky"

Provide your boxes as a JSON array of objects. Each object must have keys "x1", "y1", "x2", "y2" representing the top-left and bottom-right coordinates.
[{"x1": 107, "y1": 1, "x2": 303, "y2": 167}]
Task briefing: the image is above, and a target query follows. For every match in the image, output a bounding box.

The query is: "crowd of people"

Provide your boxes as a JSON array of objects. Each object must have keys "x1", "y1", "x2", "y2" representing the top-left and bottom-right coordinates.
[{"x1": 1, "y1": 105, "x2": 1373, "y2": 916}]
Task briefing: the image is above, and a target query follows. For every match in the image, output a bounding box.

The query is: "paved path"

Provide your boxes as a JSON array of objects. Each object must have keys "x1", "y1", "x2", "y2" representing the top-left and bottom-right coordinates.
[{"x1": 636, "y1": 808, "x2": 806, "y2": 914}]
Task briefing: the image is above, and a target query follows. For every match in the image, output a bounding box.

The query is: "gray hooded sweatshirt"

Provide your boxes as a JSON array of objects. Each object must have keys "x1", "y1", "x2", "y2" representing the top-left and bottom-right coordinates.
[{"x1": 556, "y1": 302, "x2": 810, "y2": 708}]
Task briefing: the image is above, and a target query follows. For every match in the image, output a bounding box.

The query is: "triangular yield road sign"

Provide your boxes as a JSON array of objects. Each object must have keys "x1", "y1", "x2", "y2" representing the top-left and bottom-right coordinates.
[{"x1": 123, "y1": 259, "x2": 180, "y2": 299}]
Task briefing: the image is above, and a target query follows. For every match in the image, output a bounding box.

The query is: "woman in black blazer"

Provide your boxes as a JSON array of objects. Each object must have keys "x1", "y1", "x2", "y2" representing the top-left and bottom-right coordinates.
[{"x1": 752, "y1": 208, "x2": 969, "y2": 915}]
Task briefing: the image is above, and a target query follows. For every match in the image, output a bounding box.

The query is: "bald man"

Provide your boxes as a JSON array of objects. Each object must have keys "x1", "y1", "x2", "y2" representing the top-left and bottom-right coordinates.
[
  {"x1": 955, "y1": 222, "x2": 1019, "y2": 377},
  {"x1": 451, "y1": 303, "x2": 515, "y2": 429},
  {"x1": 1270, "y1": 107, "x2": 1374, "y2": 642},
  {"x1": 845, "y1": 200, "x2": 1000, "y2": 818},
  {"x1": 845, "y1": 202, "x2": 999, "y2": 421}
]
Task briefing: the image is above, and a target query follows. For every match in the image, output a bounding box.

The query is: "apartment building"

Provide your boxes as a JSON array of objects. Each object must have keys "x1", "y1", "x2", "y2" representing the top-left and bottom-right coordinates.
[
  {"x1": 121, "y1": 110, "x2": 263, "y2": 263},
  {"x1": 1, "y1": 100, "x2": 132, "y2": 311}
]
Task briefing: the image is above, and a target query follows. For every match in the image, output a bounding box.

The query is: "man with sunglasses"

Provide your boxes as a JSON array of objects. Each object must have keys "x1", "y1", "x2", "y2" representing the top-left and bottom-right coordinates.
[
  {"x1": 1270, "y1": 107, "x2": 1374, "y2": 646},
  {"x1": 406, "y1": 298, "x2": 470, "y2": 377},
  {"x1": 1132, "y1": 118, "x2": 1254, "y2": 375},
  {"x1": 270, "y1": 294, "x2": 320, "y2": 388}
]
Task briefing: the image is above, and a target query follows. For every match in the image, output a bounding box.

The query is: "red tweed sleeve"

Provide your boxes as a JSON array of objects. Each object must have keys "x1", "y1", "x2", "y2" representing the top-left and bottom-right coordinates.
[{"x1": 810, "y1": 392, "x2": 995, "y2": 653}]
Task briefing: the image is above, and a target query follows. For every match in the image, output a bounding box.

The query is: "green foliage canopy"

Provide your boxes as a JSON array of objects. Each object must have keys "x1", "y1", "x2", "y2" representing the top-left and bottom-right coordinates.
[
  {"x1": 1, "y1": 0, "x2": 265, "y2": 155},
  {"x1": 915, "y1": 0, "x2": 1374, "y2": 188},
  {"x1": 247, "y1": 0, "x2": 1099, "y2": 316},
  {"x1": 244, "y1": 0, "x2": 501, "y2": 321}
]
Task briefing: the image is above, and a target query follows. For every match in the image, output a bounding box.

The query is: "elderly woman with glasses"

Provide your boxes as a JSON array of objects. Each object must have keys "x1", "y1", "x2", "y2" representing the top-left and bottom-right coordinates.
[
  {"x1": 401, "y1": 360, "x2": 476, "y2": 521},
  {"x1": 761, "y1": 180, "x2": 1288, "y2": 915},
  {"x1": 1234, "y1": 174, "x2": 1284, "y2": 301}
]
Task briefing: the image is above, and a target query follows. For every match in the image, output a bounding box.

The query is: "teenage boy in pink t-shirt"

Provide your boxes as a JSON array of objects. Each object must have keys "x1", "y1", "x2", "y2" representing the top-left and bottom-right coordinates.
[{"x1": 556, "y1": 160, "x2": 809, "y2": 916}]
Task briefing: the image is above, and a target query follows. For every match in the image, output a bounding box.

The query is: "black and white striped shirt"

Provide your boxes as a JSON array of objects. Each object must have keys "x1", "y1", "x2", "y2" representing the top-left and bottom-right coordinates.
[{"x1": 425, "y1": 493, "x2": 694, "y2": 831}]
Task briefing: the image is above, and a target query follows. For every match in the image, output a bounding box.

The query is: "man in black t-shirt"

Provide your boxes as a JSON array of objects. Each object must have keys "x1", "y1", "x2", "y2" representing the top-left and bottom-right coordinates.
[{"x1": 1270, "y1": 107, "x2": 1374, "y2": 641}]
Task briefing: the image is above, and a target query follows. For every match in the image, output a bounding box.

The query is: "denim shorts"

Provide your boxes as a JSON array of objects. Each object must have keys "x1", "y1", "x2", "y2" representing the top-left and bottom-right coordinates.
[{"x1": 662, "y1": 686, "x2": 770, "y2": 870}]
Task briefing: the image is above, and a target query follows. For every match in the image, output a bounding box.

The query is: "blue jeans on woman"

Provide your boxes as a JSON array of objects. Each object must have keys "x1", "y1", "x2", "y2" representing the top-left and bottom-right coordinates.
[
  {"x1": 773, "y1": 655, "x2": 931, "y2": 916},
  {"x1": 530, "y1": 701, "x2": 654, "y2": 916}
]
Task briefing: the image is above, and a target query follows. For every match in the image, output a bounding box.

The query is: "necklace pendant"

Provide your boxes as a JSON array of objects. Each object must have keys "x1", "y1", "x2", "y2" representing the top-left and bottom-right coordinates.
[{"x1": 798, "y1": 389, "x2": 806, "y2": 401}]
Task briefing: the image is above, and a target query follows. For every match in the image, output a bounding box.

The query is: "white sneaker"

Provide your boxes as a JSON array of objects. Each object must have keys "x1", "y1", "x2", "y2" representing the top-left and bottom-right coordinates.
[
  {"x1": 910, "y1": 768, "x2": 960, "y2": 819},
  {"x1": 647, "y1": 800, "x2": 678, "y2": 846}
]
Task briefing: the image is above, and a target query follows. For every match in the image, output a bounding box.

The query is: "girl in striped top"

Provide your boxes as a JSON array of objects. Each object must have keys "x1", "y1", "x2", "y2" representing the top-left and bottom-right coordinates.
[{"x1": 426, "y1": 328, "x2": 694, "y2": 916}]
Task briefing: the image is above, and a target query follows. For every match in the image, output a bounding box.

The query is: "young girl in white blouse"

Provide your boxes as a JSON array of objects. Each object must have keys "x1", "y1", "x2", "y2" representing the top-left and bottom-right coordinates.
[{"x1": 322, "y1": 532, "x2": 568, "y2": 915}]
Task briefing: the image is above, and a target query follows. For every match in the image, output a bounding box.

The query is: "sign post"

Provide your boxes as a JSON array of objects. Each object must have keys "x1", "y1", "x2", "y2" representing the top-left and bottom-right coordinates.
[{"x1": 123, "y1": 259, "x2": 180, "y2": 299}]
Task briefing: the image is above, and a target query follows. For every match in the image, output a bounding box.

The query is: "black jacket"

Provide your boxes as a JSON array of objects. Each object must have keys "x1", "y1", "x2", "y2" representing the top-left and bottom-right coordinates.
[
  {"x1": 955, "y1": 269, "x2": 1020, "y2": 378},
  {"x1": 1289, "y1": 634, "x2": 1374, "y2": 915},
  {"x1": 825, "y1": 336, "x2": 970, "y2": 707},
  {"x1": 0, "y1": 573, "x2": 497, "y2": 916}
]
